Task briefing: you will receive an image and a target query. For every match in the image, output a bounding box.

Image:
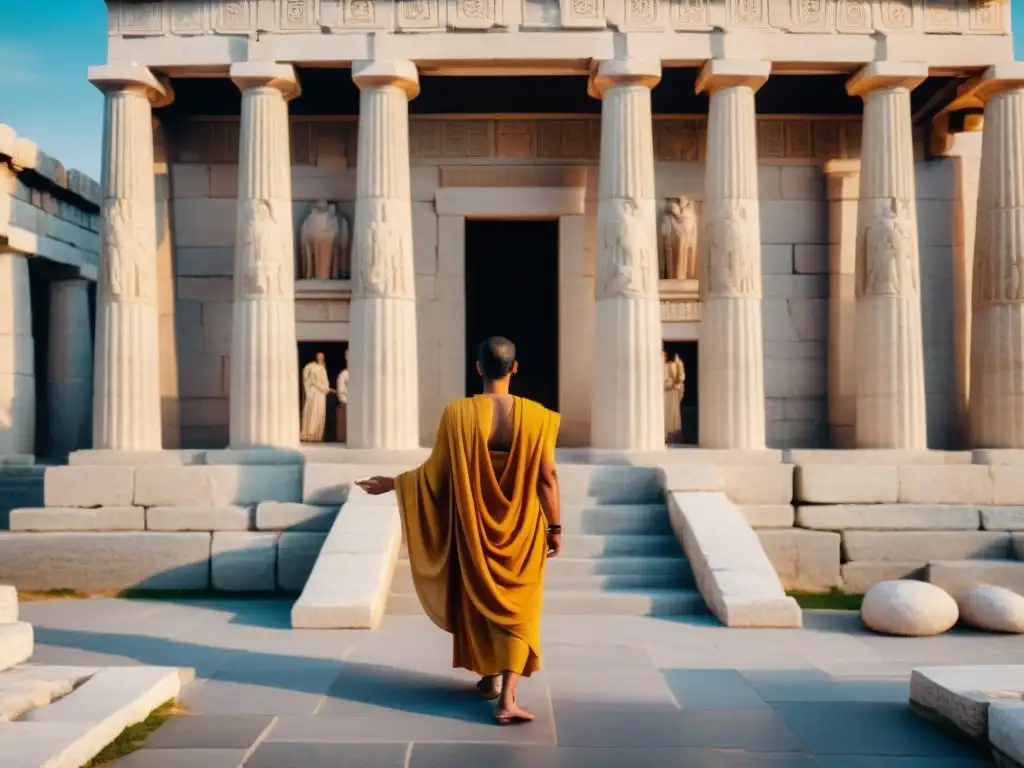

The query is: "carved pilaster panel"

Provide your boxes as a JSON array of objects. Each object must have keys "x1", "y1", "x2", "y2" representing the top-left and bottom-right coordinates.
[
  {"x1": 968, "y1": 0, "x2": 1004, "y2": 33},
  {"x1": 396, "y1": 0, "x2": 445, "y2": 30},
  {"x1": 728, "y1": 0, "x2": 767, "y2": 26},
  {"x1": 120, "y1": 1, "x2": 165, "y2": 34},
  {"x1": 671, "y1": 0, "x2": 709, "y2": 28},
  {"x1": 560, "y1": 0, "x2": 606, "y2": 27},
  {"x1": 213, "y1": 1, "x2": 257, "y2": 34},
  {"x1": 836, "y1": 0, "x2": 872, "y2": 31},
  {"x1": 170, "y1": 0, "x2": 209, "y2": 34},
  {"x1": 447, "y1": 0, "x2": 502, "y2": 28},
  {"x1": 924, "y1": 0, "x2": 963, "y2": 32}
]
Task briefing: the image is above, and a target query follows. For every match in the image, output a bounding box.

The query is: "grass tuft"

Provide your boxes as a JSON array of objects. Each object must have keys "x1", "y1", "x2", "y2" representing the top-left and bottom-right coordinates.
[
  {"x1": 82, "y1": 699, "x2": 186, "y2": 767},
  {"x1": 788, "y1": 588, "x2": 864, "y2": 611},
  {"x1": 18, "y1": 588, "x2": 90, "y2": 602}
]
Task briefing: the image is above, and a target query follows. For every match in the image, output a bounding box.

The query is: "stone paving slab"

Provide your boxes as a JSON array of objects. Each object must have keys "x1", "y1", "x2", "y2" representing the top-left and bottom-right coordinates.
[
  {"x1": 115, "y1": 748, "x2": 250, "y2": 767},
  {"x1": 144, "y1": 713, "x2": 276, "y2": 749}
]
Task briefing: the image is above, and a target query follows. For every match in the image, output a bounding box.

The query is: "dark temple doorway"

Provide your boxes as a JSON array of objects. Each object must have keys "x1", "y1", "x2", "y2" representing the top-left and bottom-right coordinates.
[
  {"x1": 297, "y1": 341, "x2": 349, "y2": 444},
  {"x1": 464, "y1": 220, "x2": 559, "y2": 411},
  {"x1": 664, "y1": 340, "x2": 698, "y2": 445}
]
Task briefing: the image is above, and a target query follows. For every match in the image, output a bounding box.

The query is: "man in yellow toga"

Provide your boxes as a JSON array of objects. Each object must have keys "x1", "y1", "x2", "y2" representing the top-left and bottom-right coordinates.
[{"x1": 357, "y1": 336, "x2": 562, "y2": 725}]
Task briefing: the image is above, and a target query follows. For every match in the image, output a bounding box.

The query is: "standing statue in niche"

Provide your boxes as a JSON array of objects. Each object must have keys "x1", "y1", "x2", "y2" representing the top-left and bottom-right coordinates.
[
  {"x1": 599, "y1": 197, "x2": 651, "y2": 298},
  {"x1": 335, "y1": 349, "x2": 349, "y2": 444},
  {"x1": 659, "y1": 197, "x2": 698, "y2": 280},
  {"x1": 242, "y1": 200, "x2": 285, "y2": 297},
  {"x1": 663, "y1": 350, "x2": 685, "y2": 443},
  {"x1": 864, "y1": 197, "x2": 915, "y2": 298},
  {"x1": 300, "y1": 351, "x2": 334, "y2": 442},
  {"x1": 299, "y1": 200, "x2": 350, "y2": 280}
]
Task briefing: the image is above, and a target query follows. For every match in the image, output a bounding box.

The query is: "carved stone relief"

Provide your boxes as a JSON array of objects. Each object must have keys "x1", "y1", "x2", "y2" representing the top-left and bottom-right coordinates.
[
  {"x1": 278, "y1": 0, "x2": 320, "y2": 30},
  {"x1": 101, "y1": 199, "x2": 155, "y2": 304},
  {"x1": 448, "y1": 0, "x2": 501, "y2": 28},
  {"x1": 341, "y1": 0, "x2": 382, "y2": 27},
  {"x1": 876, "y1": 0, "x2": 915, "y2": 31},
  {"x1": 239, "y1": 199, "x2": 288, "y2": 299},
  {"x1": 703, "y1": 200, "x2": 759, "y2": 298},
  {"x1": 661, "y1": 300, "x2": 701, "y2": 321},
  {"x1": 120, "y1": 1, "x2": 164, "y2": 34},
  {"x1": 561, "y1": 0, "x2": 604, "y2": 27},
  {"x1": 969, "y1": 0, "x2": 1002, "y2": 32},
  {"x1": 924, "y1": 0, "x2": 960, "y2": 32},
  {"x1": 353, "y1": 201, "x2": 412, "y2": 299},
  {"x1": 597, "y1": 197, "x2": 652, "y2": 299},
  {"x1": 729, "y1": 0, "x2": 768, "y2": 26},
  {"x1": 836, "y1": 0, "x2": 872, "y2": 32},
  {"x1": 170, "y1": 1, "x2": 208, "y2": 34},
  {"x1": 659, "y1": 197, "x2": 699, "y2": 280},
  {"x1": 972, "y1": 210, "x2": 1023, "y2": 306},
  {"x1": 859, "y1": 197, "x2": 917, "y2": 298},
  {"x1": 787, "y1": 0, "x2": 830, "y2": 32},
  {"x1": 299, "y1": 200, "x2": 351, "y2": 280},
  {"x1": 672, "y1": 0, "x2": 708, "y2": 28},
  {"x1": 215, "y1": 1, "x2": 256, "y2": 33},
  {"x1": 397, "y1": 0, "x2": 443, "y2": 29},
  {"x1": 625, "y1": 0, "x2": 659, "y2": 27}
]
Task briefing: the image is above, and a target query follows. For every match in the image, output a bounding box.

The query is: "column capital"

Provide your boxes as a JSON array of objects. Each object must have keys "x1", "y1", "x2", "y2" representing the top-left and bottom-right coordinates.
[
  {"x1": 89, "y1": 63, "x2": 174, "y2": 108},
  {"x1": 846, "y1": 62, "x2": 927, "y2": 99},
  {"x1": 966, "y1": 62, "x2": 1024, "y2": 104},
  {"x1": 230, "y1": 62, "x2": 301, "y2": 101},
  {"x1": 695, "y1": 60, "x2": 770, "y2": 96},
  {"x1": 587, "y1": 58, "x2": 661, "y2": 99},
  {"x1": 353, "y1": 60, "x2": 420, "y2": 100}
]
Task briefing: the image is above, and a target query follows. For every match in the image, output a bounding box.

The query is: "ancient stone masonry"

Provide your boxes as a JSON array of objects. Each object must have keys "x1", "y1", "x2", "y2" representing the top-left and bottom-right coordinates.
[
  {"x1": 228, "y1": 62, "x2": 302, "y2": 448},
  {"x1": 848, "y1": 62, "x2": 928, "y2": 450},
  {"x1": 697, "y1": 60, "x2": 769, "y2": 451},
  {"x1": 970, "y1": 64, "x2": 1024, "y2": 449},
  {"x1": 89, "y1": 64, "x2": 170, "y2": 451},
  {"x1": 105, "y1": 0, "x2": 1011, "y2": 36},
  {"x1": 347, "y1": 60, "x2": 420, "y2": 449}
]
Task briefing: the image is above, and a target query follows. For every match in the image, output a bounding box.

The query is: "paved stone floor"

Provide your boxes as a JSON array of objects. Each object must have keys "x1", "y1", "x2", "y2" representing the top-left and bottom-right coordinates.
[{"x1": 20, "y1": 598, "x2": 1019, "y2": 767}]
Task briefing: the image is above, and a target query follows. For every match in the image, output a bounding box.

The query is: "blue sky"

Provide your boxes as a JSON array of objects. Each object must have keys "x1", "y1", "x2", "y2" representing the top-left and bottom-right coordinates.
[{"x1": 1, "y1": 0, "x2": 1023, "y2": 181}]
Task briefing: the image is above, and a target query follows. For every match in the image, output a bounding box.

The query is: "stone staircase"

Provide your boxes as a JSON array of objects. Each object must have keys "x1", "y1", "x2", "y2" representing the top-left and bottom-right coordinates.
[
  {"x1": 0, "y1": 466, "x2": 44, "y2": 531},
  {"x1": 387, "y1": 464, "x2": 707, "y2": 617}
]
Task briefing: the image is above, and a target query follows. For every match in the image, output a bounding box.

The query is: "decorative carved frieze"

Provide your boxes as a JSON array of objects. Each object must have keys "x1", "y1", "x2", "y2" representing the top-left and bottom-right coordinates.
[
  {"x1": 173, "y1": 116, "x2": 865, "y2": 165},
  {"x1": 106, "y1": 0, "x2": 1008, "y2": 36},
  {"x1": 660, "y1": 299, "x2": 701, "y2": 321}
]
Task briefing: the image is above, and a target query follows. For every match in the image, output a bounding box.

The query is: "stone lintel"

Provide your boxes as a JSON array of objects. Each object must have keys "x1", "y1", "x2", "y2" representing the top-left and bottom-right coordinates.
[
  {"x1": 352, "y1": 59, "x2": 420, "y2": 99},
  {"x1": 695, "y1": 59, "x2": 770, "y2": 96},
  {"x1": 88, "y1": 63, "x2": 174, "y2": 107},
  {"x1": 822, "y1": 158, "x2": 860, "y2": 177},
  {"x1": 846, "y1": 61, "x2": 928, "y2": 99},
  {"x1": 966, "y1": 62, "x2": 1024, "y2": 104},
  {"x1": 587, "y1": 58, "x2": 661, "y2": 99},
  {"x1": 229, "y1": 61, "x2": 301, "y2": 101}
]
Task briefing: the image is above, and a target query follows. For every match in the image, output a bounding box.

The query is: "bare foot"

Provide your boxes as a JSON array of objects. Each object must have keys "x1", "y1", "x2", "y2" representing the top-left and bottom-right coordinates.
[
  {"x1": 494, "y1": 698, "x2": 535, "y2": 725},
  {"x1": 476, "y1": 675, "x2": 500, "y2": 700}
]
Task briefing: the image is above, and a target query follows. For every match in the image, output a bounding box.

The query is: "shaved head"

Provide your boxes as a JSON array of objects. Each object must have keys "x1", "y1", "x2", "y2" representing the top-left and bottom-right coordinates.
[{"x1": 477, "y1": 336, "x2": 516, "y2": 381}]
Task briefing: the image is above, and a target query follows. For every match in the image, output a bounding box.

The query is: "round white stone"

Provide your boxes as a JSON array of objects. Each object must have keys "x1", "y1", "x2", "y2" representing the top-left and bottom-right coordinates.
[
  {"x1": 861, "y1": 580, "x2": 959, "y2": 637},
  {"x1": 957, "y1": 586, "x2": 1024, "y2": 634}
]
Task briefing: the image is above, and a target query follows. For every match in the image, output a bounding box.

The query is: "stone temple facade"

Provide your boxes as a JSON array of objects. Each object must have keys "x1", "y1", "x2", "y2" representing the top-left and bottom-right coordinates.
[{"x1": 2, "y1": 0, "x2": 1022, "y2": 458}]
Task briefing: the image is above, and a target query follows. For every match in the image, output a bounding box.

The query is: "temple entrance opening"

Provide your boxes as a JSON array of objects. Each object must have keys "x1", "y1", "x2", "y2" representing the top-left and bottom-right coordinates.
[
  {"x1": 297, "y1": 341, "x2": 349, "y2": 444},
  {"x1": 664, "y1": 340, "x2": 698, "y2": 445},
  {"x1": 464, "y1": 219, "x2": 559, "y2": 412}
]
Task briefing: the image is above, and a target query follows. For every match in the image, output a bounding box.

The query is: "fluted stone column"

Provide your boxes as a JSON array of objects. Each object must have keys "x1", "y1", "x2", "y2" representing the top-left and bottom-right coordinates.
[
  {"x1": 88, "y1": 64, "x2": 171, "y2": 450},
  {"x1": 348, "y1": 60, "x2": 420, "y2": 449},
  {"x1": 969, "y1": 64, "x2": 1024, "y2": 447},
  {"x1": 48, "y1": 278, "x2": 93, "y2": 455},
  {"x1": 588, "y1": 59, "x2": 664, "y2": 450},
  {"x1": 847, "y1": 63, "x2": 928, "y2": 449},
  {"x1": 228, "y1": 62, "x2": 301, "y2": 448},
  {"x1": 695, "y1": 60, "x2": 770, "y2": 450}
]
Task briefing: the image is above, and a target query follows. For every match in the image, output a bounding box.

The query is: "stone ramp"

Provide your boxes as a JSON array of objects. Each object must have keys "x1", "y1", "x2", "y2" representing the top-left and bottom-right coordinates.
[{"x1": 667, "y1": 491, "x2": 802, "y2": 628}]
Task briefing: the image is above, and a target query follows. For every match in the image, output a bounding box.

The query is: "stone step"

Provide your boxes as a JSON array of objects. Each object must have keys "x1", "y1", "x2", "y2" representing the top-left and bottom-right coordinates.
[
  {"x1": 0, "y1": 623, "x2": 33, "y2": 673},
  {"x1": 390, "y1": 556, "x2": 694, "y2": 593},
  {"x1": 558, "y1": 504, "x2": 672, "y2": 535},
  {"x1": 558, "y1": 534, "x2": 682, "y2": 559},
  {"x1": 553, "y1": 465, "x2": 665, "y2": 505},
  {"x1": 0, "y1": 665, "x2": 97, "y2": 721},
  {"x1": 387, "y1": 588, "x2": 707, "y2": 616},
  {"x1": 0, "y1": 586, "x2": 17, "y2": 624},
  {"x1": 4, "y1": 666, "x2": 187, "y2": 768}
]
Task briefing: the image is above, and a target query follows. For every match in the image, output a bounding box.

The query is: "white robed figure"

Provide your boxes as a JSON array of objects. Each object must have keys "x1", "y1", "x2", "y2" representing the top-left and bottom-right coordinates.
[{"x1": 300, "y1": 351, "x2": 333, "y2": 442}]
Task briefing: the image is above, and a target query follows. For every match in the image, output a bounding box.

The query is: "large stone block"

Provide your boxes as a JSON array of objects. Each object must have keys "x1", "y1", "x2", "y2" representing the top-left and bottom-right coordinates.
[
  {"x1": 133, "y1": 466, "x2": 211, "y2": 506},
  {"x1": 840, "y1": 561, "x2": 927, "y2": 594},
  {"x1": 786, "y1": 449, "x2": 963, "y2": 465},
  {"x1": 719, "y1": 464, "x2": 793, "y2": 505},
  {"x1": 928, "y1": 561, "x2": 1024, "y2": 595},
  {"x1": 0, "y1": 532, "x2": 211, "y2": 590},
  {"x1": 10, "y1": 507, "x2": 145, "y2": 532},
  {"x1": 0, "y1": 585, "x2": 17, "y2": 624},
  {"x1": 211, "y1": 532, "x2": 279, "y2": 592},
  {"x1": 899, "y1": 466, "x2": 993, "y2": 505},
  {"x1": 795, "y1": 465, "x2": 898, "y2": 504},
  {"x1": 1015, "y1": 533, "x2": 1024, "y2": 559},
  {"x1": 68, "y1": 450, "x2": 204, "y2": 466},
  {"x1": 910, "y1": 666, "x2": 1024, "y2": 742},
  {"x1": 991, "y1": 467, "x2": 1024, "y2": 505},
  {"x1": 277, "y1": 532, "x2": 328, "y2": 592},
  {"x1": 667, "y1": 492, "x2": 801, "y2": 628},
  {"x1": 44, "y1": 466, "x2": 134, "y2": 508},
  {"x1": 135, "y1": 465, "x2": 302, "y2": 506},
  {"x1": 146, "y1": 506, "x2": 251, "y2": 531},
  {"x1": 973, "y1": 449, "x2": 1024, "y2": 466},
  {"x1": 256, "y1": 502, "x2": 337, "y2": 531},
  {"x1": 0, "y1": 622, "x2": 32, "y2": 672},
  {"x1": 740, "y1": 505, "x2": 795, "y2": 528},
  {"x1": 756, "y1": 529, "x2": 841, "y2": 592},
  {"x1": 980, "y1": 507, "x2": 1024, "y2": 531},
  {"x1": 657, "y1": 465, "x2": 720, "y2": 493},
  {"x1": 843, "y1": 531, "x2": 1011, "y2": 562},
  {"x1": 796, "y1": 504, "x2": 980, "y2": 531}
]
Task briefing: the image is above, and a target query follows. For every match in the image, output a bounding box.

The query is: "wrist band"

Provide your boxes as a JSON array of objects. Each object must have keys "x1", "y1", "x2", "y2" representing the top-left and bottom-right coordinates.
[{"x1": 547, "y1": 524, "x2": 561, "y2": 534}]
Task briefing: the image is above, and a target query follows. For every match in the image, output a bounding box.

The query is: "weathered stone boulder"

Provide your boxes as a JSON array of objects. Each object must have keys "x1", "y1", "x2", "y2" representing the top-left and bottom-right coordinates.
[
  {"x1": 861, "y1": 580, "x2": 958, "y2": 637},
  {"x1": 957, "y1": 585, "x2": 1024, "y2": 634}
]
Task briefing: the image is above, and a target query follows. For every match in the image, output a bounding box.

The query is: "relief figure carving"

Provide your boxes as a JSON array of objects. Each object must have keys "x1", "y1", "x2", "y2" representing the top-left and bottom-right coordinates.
[
  {"x1": 299, "y1": 200, "x2": 350, "y2": 280},
  {"x1": 704, "y1": 200, "x2": 755, "y2": 297},
  {"x1": 571, "y1": 0, "x2": 599, "y2": 17},
  {"x1": 102, "y1": 199, "x2": 153, "y2": 304},
  {"x1": 241, "y1": 200, "x2": 286, "y2": 299},
  {"x1": 405, "y1": 0, "x2": 431, "y2": 18},
  {"x1": 862, "y1": 197, "x2": 915, "y2": 298},
  {"x1": 355, "y1": 202, "x2": 408, "y2": 298},
  {"x1": 792, "y1": 0, "x2": 823, "y2": 27},
  {"x1": 659, "y1": 197, "x2": 698, "y2": 280},
  {"x1": 598, "y1": 197, "x2": 651, "y2": 299}
]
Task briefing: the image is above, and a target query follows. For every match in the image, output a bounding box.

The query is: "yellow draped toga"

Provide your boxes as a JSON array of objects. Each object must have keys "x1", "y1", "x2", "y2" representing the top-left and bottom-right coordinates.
[{"x1": 394, "y1": 395, "x2": 560, "y2": 678}]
